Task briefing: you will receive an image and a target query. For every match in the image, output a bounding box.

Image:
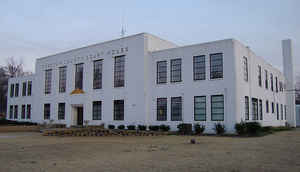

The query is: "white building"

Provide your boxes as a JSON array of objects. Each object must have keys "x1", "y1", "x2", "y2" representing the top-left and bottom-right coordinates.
[{"x1": 6, "y1": 33, "x2": 296, "y2": 133}]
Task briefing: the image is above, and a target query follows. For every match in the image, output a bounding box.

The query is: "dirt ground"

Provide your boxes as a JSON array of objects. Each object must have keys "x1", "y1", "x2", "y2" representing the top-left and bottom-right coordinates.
[{"x1": 0, "y1": 130, "x2": 300, "y2": 172}]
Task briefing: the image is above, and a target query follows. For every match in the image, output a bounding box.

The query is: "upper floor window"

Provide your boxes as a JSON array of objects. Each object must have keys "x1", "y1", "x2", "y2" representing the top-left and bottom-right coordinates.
[
  {"x1": 211, "y1": 95, "x2": 224, "y2": 121},
  {"x1": 275, "y1": 77, "x2": 278, "y2": 92},
  {"x1": 258, "y1": 66, "x2": 262, "y2": 87},
  {"x1": 44, "y1": 103, "x2": 50, "y2": 120},
  {"x1": 22, "y1": 82, "x2": 26, "y2": 96},
  {"x1": 75, "y1": 63, "x2": 83, "y2": 90},
  {"x1": 265, "y1": 70, "x2": 268, "y2": 89},
  {"x1": 114, "y1": 56, "x2": 125, "y2": 87},
  {"x1": 270, "y1": 73, "x2": 274, "y2": 91},
  {"x1": 171, "y1": 97, "x2": 182, "y2": 121},
  {"x1": 58, "y1": 103, "x2": 65, "y2": 120},
  {"x1": 157, "y1": 98, "x2": 167, "y2": 121},
  {"x1": 210, "y1": 53, "x2": 223, "y2": 79},
  {"x1": 243, "y1": 57, "x2": 248, "y2": 82},
  {"x1": 157, "y1": 61, "x2": 167, "y2": 84},
  {"x1": 10, "y1": 84, "x2": 14, "y2": 97},
  {"x1": 194, "y1": 96, "x2": 206, "y2": 121},
  {"x1": 15, "y1": 83, "x2": 19, "y2": 97},
  {"x1": 45, "y1": 69, "x2": 52, "y2": 94},
  {"x1": 245, "y1": 96, "x2": 249, "y2": 120},
  {"x1": 59, "y1": 66, "x2": 67, "y2": 93},
  {"x1": 114, "y1": 100, "x2": 124, "y2": 120},
  {"x1": 93, "y1": 60, "x2": 103, "y2": 89},
  {"x1": 279, "y1": 81, "x2": 283, "y2": 92},
  {"x1": 93, "y1": 101, "x2": 102, "y2": 120},
  {"x1": 27, "y1": 81, "x2": 32, "y2": 96},
  {"x1": 193, "y1": 55, "x2": 206, "y2": 80},
  {"x1": 170, "y1": 59, "x2": 182, "y2": 82}
]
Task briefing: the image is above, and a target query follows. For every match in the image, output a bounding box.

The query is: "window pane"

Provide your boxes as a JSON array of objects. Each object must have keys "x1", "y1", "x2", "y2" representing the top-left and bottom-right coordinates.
[
  {"x1": 93, "y1": 101, "x2": 102, "y2": 120},
  {"x1": 245, "y1": 96, "x2": 249, "y2": 120},
  {"x1": 114, "y1": 56, "x2": 125, "y2": 87},
  {"x1": 14, "y1": 105, "x2": 18, "y2": 119},
  {"x1": 243, "y1": 57, "x2": 248, "y2": 81},
  {"x1": 157, "y1": 61, "x2": 167, "y2": 84},
  {"x1": 10, "y1": 84, "x2": 14, "y2": 97},
  {"x1": 15, "y1": 83, "x2": 19, "y2": 97},
  {"x1": 21, "y1": 105, "x2": 26, "y2": 119},
  {"x1": 9, "y1": 105, "x2": 13, "y2": 119},
  {"x1": 45, "y1": 69, "x2": 52, "y2": 94},
  {"x1": 59, "y1": 66, "x2": 67, "y2": 93},
  {"x1": 44, "y1": 104, "x2": 50, "y2": 120},
  {"x1": 22, "y1": 82, "x2": 26, "y2": 96},
  {"x1": 210, "y1": 53, "x2": 223, "y2": 79},
  {"x1": 171, "y1": 97, "x2": 182, "y2": 121},
  {"x1": 171, "y1": 59, "x2": 181, "y2": 82},
  {"x1": 27, "y1": 81, "x2": 32, "y2": 96},
  {"x1": 114, "y1": 100, "x2": 124, "y2": 120},
  {"x1": 93, "y1": 60, "x2": 103, "y2": 89},
  {"x1": 157, "y1": 98, "x2": 167, "y2": 121},
  {"x1": 58, "y1": 103, "x2": 65, "y2": 120},
  {"x1": 211, "y1": 95, "x2": 224, "y2": 121},
  {"x1": 75, "y1": 64, "x2": 83, "y2": 89},
  {"x1": 194, "y1": 55, "x2": 205, "y2": 80},
  {"x1": 252, "y1": 98, "x2": 258, "y2": 120},
  {"x1": 194, "y1": 96, "x2": 206, "y2": 121},
  {"x1": 26, "y1": 104, "x2": 31, "y2": 119}
]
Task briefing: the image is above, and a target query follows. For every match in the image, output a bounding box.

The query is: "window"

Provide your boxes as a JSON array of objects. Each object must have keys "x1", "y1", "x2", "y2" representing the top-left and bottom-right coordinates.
[
  {"x1": 14, "y1": 105, "x2": 18, "y2": 119},
  {"x1": 21, "y1": 105, "x2": 26, "y2": 119},
  {"x1": 58, "y1": 103, "x2": 65, "y2": 120},
  {"x1": 157, "y1": 61, "x2": 167, "y2": 84},
  {"x1": 59, "y1": 66, "x2": 67, "y2": 93},
  {"x1": 93, "y1": 101, "x2": 102, "y2": 120},
  {"x1": 157, "y1": 98, "x2": 167, "y2": 121},
  {"x1": 194, "y1": 96, "x2": 206, "y2": 121},
  {"x1": 266, "y1": 100, "x2": 269, "y2": 113},
  {"x1": 15, "y1": 83, "x2": 19, "y2": 97},
  {"x1": 279, "y1": 81, "x2": 283, "y2": 92},
  {"x1": 171, "y1": 97, "x2": 182, "y2": 121},
  {"x1": 211, "y1": 95, "x2": 224, "y2": 121},
  {"x1": 22, "y1": 82, "x2": 26, "y2": 96},
  {"x1": 10, "y1": 84, "x2": 14, "y2": 97},
  {"x1": 284, "y1": 105, "x2": 287, "y2": 120},
  {"x1": 27, "y1": 81, "x2": 32, "y2": 96},
  {"x1": 265, "y1": 70, "x2": 268, "y2": 89},
  {"x1": 193, "y1": 55, "x2": 206, "y2": 80},
  {"x1": 45, "y1": 69, "x2": 52, "y2": 94},
  {"x1": 170, "y1": 59, "x2": 182, "y2": 82},
  {"x1": 26, "y1": 105, "x2": 31, "y2": 119},
  {"x1": 75, "y1": 63, "x2": 83, "y2": 89},
  {"x1": 44, "y1": 104, "x2": 50, "y2": 120},
  {"x1": 114, "y1": 100, "x2": 124, "y2": 120},
  {"x1": 258, "y1": 66, "x2": 262, "y2": 87},
  {"x1": 272, "y1": 102, "x2": 275, "y2": 113},
  {"x1": 281, "y1": 104, "x2": 283, "y2": 120},
  {"x1": 243, "y1": 57, "x2": 248, "y2": 81},
  {"x1": 259, "y1": 99, "x2": 263, "y2": 120},
  {"x1": 270, "y1": 73, "x2": 274, "y2": 91},
  {"x1": 245, "y1": 96, "x2": 249, "y2": 120},
  {"x1": 252, "y1": 98, "x2": 258, "y2": 120},
  {"x1": 114, "y1": 55, "x2": 125, "y2": 87},
  {"x1": 210, "y1": 53, "x2": 223, "y2": 79},
  {"x1": 275, "y1": 77, "x2": 278, "y2": 93},
  {"x1": 9, "y1": 105, "x2": 13, "y2": 119},
  {"x1": 276, "y1": 103, "x2": 279, "y2": 120},
  {"x1": 93, "y1": 60, "x2": 103, "y2": 89}
]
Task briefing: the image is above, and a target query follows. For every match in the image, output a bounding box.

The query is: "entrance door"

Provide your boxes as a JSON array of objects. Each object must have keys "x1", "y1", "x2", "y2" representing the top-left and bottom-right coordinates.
[{"x1": 77, "y1": 107, "x2": 83, "y2": 125}]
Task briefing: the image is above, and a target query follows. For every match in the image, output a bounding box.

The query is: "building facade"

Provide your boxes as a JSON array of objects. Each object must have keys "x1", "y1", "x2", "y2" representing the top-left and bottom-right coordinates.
[{"x1": 6, "y1": 33, "x2": 296, "y2": 133}]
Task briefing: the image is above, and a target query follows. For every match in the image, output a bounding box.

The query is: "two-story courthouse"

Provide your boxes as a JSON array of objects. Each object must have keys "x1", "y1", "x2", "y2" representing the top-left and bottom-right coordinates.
[{"x1": 6, "y1": 33, "x2": 296, "y2": 133}]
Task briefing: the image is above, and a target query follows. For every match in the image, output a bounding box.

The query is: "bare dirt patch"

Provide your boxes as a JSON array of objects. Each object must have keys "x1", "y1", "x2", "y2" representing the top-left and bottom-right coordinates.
[{"x1": 0, "y1": 130, "x2": 300, "y2": 172}]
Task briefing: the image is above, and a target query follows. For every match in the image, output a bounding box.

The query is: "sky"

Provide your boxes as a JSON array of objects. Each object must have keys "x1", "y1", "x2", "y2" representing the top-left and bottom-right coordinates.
[{"x1": 0, "y1": 0, "x2": 299, "y2": 76}]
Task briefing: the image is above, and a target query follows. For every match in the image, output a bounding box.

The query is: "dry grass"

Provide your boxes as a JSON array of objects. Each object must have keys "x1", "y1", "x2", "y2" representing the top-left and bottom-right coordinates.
[
  {"x1": 0, "y1": 126, "x2": 40, "y2": 132},
  {"x1": 0, "y1": 129, "x2": 300, "y2": 172}
]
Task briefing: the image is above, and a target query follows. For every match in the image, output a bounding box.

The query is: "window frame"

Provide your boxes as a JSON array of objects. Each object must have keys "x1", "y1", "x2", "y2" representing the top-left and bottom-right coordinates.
[
  {"x1": 265, "y1": 70, "x2": 268, "y2": 89},
  {"x1": 266, "y1": 100, "x2": 269, "y2": 113},
  {"x1": 27, "y1": 81, "x2": 32, "y2": 96},
  {"x1": 210, "y1": 53, "x2": 223, "y2": 79},
  {"x1": 75, "y1": 63, "x2": 84, "y2": 90},
  {"x1": 114, "y1": 55, "x2": 125, "y2": 87},
  {"x1": 26, "y1": 104, "x2": 31, "y2": 119},
  {"x1": 15, "y1": 83, "x2": 19, "y2": 97},
  {"x1": 258, "y1": 65, "x2": 262, "y2": 87},
  {"x1": 92, "y1": 101, "x2": 102, "y2": 120},
  {"x1": 157, "y1": 98, "x2": 167, "y2": 121},
  {"x1": 156, "y1": 61, "x2": 167, "y2": 84},
  {"x1": 113, "y1": 100, "x2": 124, "y2": 121},
  {"x1": 243, "y1": 57, "x2": 248, "y2": 82},
  {"x1": 14, "y1": 105, "x2": 18, "y2": 119},
  {"x1": 44, "y1": 104, "x2": 51, "y2": 120},
  {"x1": 193, "y1": 55, "x2": 206, "y2": 81},
  {"x1": 59, "y1": 66, "x2": 67, "y2": 93},
  {"x1": 22, "y1": 82, "x2": 27, "y2": 96},
  {"x1": 211, "y1": 95, "x2": 224, "y2": 121},
  {"x1": 58, "y1": 103, "x2": 65, "y2": 120},
  {"x1": 171, "y1": 97, "x2": 182, "y2": 121},
  {"x1": 93, "y1": 60, "x2": 103, "y2": 89},
  {"x1": 194, "y1": 96, "x2": 206, "y2": 121},
  {"x1": 170, "y1": 58, "x2": 182, "y2": 83},
  {"x1": 45, "y1": 69, "x2": 52, "y2": 94},
  {"x1": 10, "y1": 84, "x2": 14, "y2": 97},
  {"x1": 245, "y1": 96, "x2": 249, "y2": 120}
]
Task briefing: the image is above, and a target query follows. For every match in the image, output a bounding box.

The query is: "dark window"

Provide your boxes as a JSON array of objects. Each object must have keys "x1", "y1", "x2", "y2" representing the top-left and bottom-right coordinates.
[
  {"x1": 276, "y1": 103, "x2": 279, "y2": 120},
  {"x1": 59, "y1": 66, "x2": 67, "y2": 93},
  {"x1": 75, "y1": 63, "x2": 83, "y2": 89},
  {"x1": 170, "y1": 59, "x2": 182, "y2": 82},
  {"x1": 211, "y1": 95, "x2": 224, "y2": 121},
  {"x1": 281, "y1": 104, "x2": 283, "y2": 120},
  {"x1": 272, "y1": 102, "x2": 275, "y2": 113},
  {"x1": 157, "y1": 98, "x2": 167, "y2": 121},
  {"x1": 252, "y1": 98, "x2": 258, "y2": 120},
  {"x1": 270, "y1": 73, "x2": 274, "y2": 91},
  {"x1": 45, "y1": 69, "x2": 52, "y2": 94},
  {"x1": 93, "y1": 101, "x2": 102, "y2": 120},
  {"x1": 10, "y1": 84, "x2": 14, "y2": 97},
  {"x1": 58, "y1": 103, "x2": 65, "y2": 120},
  {"x1": 15, "y1": 83, "x2": 19, "y2": 97},
  {"x1": 284, "y1": 105, "x2": 287, "y2": 120},
  {"x1": 275, "y1": 77, "x2": 278, "y2": 93},
  {"x1": 93, "y1": 60, "x2": 103, "y2": 89},
  {"x1": 21, "y1": 105, "x2": 26, "y2": 119},
  {"x1": 9, "y1": 105, "x2": 13, "y2": 119},
  {"x1": 27, "y1": 81, "x2": 32, "y2": 96},
  {"x1": 114, "y1": 100, "x2": 124, "y2": 120},
  {"x1": 194, "y1": 96, "x2": 206, "y2": 121},
  {"x1": 265, "y1": 70, "x2": 268, "y2": 89},
  {"x1": 22, "y1": 82, "x2": 26, "y2": 96},
  {"x1": 114, "y1": 56, "x2": 125, "y2": 87},
  {"x1": 279, "y1": 81, "x2": 283, "y2": 92},
  {"x1": 26, "y1": 104, "x2": 31, "y2": 119},
  {"x1": 44, "y1": 104, "x2": 50, "y2": 120},
  {"x1": 258, "y1": 66, "x2": 262, "y2": 87},
  {"x1": 157, "y1": 61, "x2": 167, "y2": 84},
  {"x1": 210, "y1": 53, "x2": 223, "y2": 79},
  {"x1": 171, "y1": 97, "x2": 182, "y2": 121},
  {"x1": 259, "y1": 99, "x2": 263, "y2": 120},
  {"x1": 14, "y1": 105, "x2": 18, "y2": 119},
  {"x1": 245, "y1": 96, "x2": 249, "y2": 120},
  {"x1": 193, "y1": 55, "x2": 206, "y2": 80},
  {"x1": 266, "y1": 100, "x2": 269, "y2": 113},
  {"x1": 243, "y1": 57, "x2": 248, "y2": 81}
]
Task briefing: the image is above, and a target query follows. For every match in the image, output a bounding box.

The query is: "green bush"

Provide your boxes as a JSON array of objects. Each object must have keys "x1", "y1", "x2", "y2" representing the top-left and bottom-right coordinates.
[
  {"x1": 235, "y1": 122, "x2": 247, "y2": 135},
  {"x1": 159, "y1": 124, "x2": 170, "y2": 132},
  {"x1": 138, "y1": 125, "x2": 147, "y2": 131},
  {"x1": 108, "y1": 125, "x2": 115, "y2": 129},
  {"x1": 214, "y1": 123, "x2": 226, "y2": 135},
  {"x1": 127, "y1": 125, "x2": 136, "y2": 130},
  {"x1": 194, "y1": 124, "x2": 205, "y2": 135},
  {"x1": 177, "y1": 123, "x2": 193, "y2": 135},
  {"x1": 117, "y1": 125, "x2": 125, "y2": 130},
  {"x1": 149, "y1": 125, "x2": 159, "y2": 131},
  {"x1": 245, "y1": 122, "x2": 261, "y2": 135}
]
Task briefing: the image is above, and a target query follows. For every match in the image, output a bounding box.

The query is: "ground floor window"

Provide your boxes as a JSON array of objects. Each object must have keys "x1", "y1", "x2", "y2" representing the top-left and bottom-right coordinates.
[
  {"x1": 21, "y1": 105, "x2": 26, "y2": 119},
  {"x1": 114, "y1": 100, "x2": 124, "y2": 120},
  {"x1": 245, "y1": 96, "x2": 249, "y2": 120},
  {"x1": 58, "y1": 103, "x2": 65, "y2": 120},
  {"x1": 93, "y1": 101, "x2": 102, "y2": 120},
  {"x1": 259, "y1": 99, "x2": 263, "y2": 120},
  {"x1": 281, "y1": 104, "x2": 283, "y2": 120},
  {"x1": 171, "y1": 97, "x2": 182, "y2": 121},
  {"x1": 14, "y1": 105, "x2": 18, "y2": 119},
  {"x1": 272, "y1": 102, "x2": 275, "y2": 113},
  {"x1": 266, "y1": 100, "x2": 269, "y2": 113},
  {"x1": 26, "y1": 104, "x2": 31, "y2": 119},
  {"x1": 284, "y1": 105, "x2": 287, "y2": 120},
  {"x1": 276, "y1": 103, "x2": 279, "y2": 120},
  {"x1": 211, "y1": 95, "x2": 224, "y2": 121},
  {"x1": 194, "y1": 96, "x2": 206, "y2": 121},
  {"x1": 44, "y1": 104, "x2": 50, "y2": 120},
  {"x1": 157, "y1": 98, "x2": 167, "y2": 121},
  {"x1": 9, "y1": 105, "x2": 13, "y2": 119},
  {"x1": 252, "y1": 98, "x2": 258, "y2": 120}
]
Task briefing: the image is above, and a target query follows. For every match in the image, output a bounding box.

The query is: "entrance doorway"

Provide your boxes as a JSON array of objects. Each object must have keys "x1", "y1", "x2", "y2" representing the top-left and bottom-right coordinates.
[{"x1": 77, "y1": 107, "x2": 83, "y2": 125}]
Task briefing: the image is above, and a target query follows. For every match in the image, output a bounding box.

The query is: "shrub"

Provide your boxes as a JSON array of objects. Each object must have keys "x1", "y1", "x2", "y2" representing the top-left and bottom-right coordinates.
[
  {"x1": 235, "y1": 122, "x2": 247, "y2": 135},
  {"x1": 0, "y1": 119, "x2": 38, "y2": 126},
  {"x1": 194, "y1": 124, "x2": 205, "y2": 135},
  {"x1": 138, "y1": 125, "x2": 147, "y2": 131},
  {"x1": 245, "y1": 122, "x2": 261, "y2": 135},
  {"x1": 127, "y1": 125, "x2": 136, "y2": 130},
  {"x1": 108, "y1": 125, "x2": 115, "y2": 129},
  {"x1": 177, "y1": 123, "x2": 193, "y2": 135},
  {"x1": 214, "y1": 123, "x2": 226, "y2": 135},
  {"x1": 159, "y1": 124, "x2": 170, "y2": 132},
  {"x1": 149, "y1": 125, "x2": 159, "y2": 131},
  {"x1": 117, "y1": 125, "x2": 125, "y2": 130}
]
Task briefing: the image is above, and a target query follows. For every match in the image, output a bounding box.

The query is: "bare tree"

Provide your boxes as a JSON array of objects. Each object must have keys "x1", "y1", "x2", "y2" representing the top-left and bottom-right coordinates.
[{"x1": 4, "y1": 57, "x2": 24, "y2": 78}]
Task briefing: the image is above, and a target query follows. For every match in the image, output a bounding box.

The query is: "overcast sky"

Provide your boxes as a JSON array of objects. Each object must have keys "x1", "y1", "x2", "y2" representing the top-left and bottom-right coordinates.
[{"x1": 0, "y1": 0, "x2": 299, "y2": 76}]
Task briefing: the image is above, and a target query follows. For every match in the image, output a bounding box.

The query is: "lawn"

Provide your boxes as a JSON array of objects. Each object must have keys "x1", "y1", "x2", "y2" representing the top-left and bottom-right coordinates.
[{"x1": 0, "y1": 129, "x2": 299, "y2": 172}]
